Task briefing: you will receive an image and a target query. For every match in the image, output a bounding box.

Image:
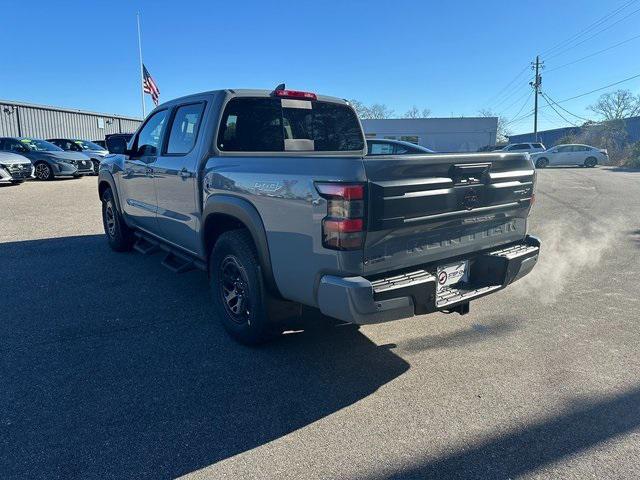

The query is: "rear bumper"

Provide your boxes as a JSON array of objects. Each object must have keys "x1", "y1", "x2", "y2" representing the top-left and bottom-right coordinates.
[{"x1": 317, "y1": 235, "x2": 540, "y2": 324}]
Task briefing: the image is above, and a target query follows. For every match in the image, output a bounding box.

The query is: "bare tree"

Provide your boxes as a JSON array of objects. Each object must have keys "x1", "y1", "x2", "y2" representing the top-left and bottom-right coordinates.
[
  {"x1": 367, "y1": 103, "x2": 395, "y2": 119},
  {"x1": 403, "y1": 105, "x2": 420, "y2": 118},
  {"x1": 403, "y1": 106, "x2": 431, "y2": 118},
  {"x1": 588, "y1": 89, "x2": 640, "y2": 120},
  {"x1": 348, "y1": 99, "x2": 370, "y2": 119},
  {"x1": 478, "y1": 108, "x2": 511, "y2": 143}
]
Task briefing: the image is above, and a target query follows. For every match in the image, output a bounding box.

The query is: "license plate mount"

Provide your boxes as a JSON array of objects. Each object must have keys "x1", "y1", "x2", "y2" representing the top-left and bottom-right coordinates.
[{"x1": 436, "y1": 261, "x2": 469, "y2": 292}]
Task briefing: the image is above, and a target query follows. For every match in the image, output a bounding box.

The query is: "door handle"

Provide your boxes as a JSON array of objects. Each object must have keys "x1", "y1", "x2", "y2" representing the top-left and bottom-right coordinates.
[{"x1": 179, "y1": 168, "x2": 191, "y2": 179}]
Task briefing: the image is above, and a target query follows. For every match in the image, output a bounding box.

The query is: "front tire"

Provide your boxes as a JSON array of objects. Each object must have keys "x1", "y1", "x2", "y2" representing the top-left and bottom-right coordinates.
[
  {"x1": 101, "y1": 188, "x2": 134, "y2": 252},
  {"x1": 209, "y1": 229, "x2": 277, "y2": 345},
  {"x1": 34, "y1": 162, "x2": 53, "y2": 180},
  {"x1": 535, "y1": 158, "x2": 549, "y2": 168},
  {"x1": 584, "y1": 157, "x2": 597, "y2": 168}
]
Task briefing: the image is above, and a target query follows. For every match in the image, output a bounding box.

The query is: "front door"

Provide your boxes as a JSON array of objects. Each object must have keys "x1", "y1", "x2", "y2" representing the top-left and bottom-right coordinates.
[
  {"x1": 154, "y1": 102, "x2": 206, "y2": 254},
  {"x1": 121, "y1": 109, "x2": 169, "y2": 232}
]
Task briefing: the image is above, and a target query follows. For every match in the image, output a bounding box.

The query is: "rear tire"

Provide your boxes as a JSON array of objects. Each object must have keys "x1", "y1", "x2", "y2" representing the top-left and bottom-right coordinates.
[
  {"x1": 34, "y1": 162, "x2": 53, "y2": 180},
  {"x1": 584, "y1": 157, "x2": 597, "y2": 168},
  {"x1": 101, "y1": 187, "x2": 134, "y2": 252},
  {"x1": 535, "y1": 158, "x2": 549, "y2": 168},
  {"x1": 209, "y1": 229, "x2": 278, "y2": 345}
]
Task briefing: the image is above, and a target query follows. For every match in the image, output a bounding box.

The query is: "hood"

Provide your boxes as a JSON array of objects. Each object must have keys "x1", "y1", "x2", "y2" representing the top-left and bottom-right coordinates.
[
  {"x1": 0, "y1": 151, "x2": 32, "y2": 166},
  {"x1": 28, "y1": 150, "x2": 91, "y2": 162},
  {"x1": 83, "y1": 149, "x2": 109, "y2": 159}
]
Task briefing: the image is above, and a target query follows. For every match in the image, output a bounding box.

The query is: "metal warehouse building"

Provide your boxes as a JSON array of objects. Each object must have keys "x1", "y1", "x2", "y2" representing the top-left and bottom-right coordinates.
[
  {"x1": 0, "y1": 100, "x2": 142, "y2": 141},
  {"x1": 361, "y1": 117, "x2": 498, "y2": 153}
]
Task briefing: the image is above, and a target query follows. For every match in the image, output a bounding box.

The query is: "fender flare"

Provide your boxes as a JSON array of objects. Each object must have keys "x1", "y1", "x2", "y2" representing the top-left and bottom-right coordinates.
[
  {"x1": 202, "y1": 195, "x2": 281, "y2": 297},
  {"x1": 97, "y1": 171, "x2": 123, "y2": 213}
]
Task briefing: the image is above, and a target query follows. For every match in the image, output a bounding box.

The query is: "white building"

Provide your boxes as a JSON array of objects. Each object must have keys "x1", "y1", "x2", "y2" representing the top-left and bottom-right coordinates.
[{"x1": 361, "y1": 117, "x2": 498, "y2": 153}]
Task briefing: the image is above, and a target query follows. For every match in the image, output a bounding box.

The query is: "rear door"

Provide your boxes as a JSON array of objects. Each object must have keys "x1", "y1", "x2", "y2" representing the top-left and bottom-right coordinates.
[
  {"x1": 120, "y1": 109, "x2": 168, "y2": 232},
  {"x1": 363, "y1": 153, "x2": 534, "y2": 275},
  {"x1": 154, "y1": 101, "x2": 206, "y2": 253}
]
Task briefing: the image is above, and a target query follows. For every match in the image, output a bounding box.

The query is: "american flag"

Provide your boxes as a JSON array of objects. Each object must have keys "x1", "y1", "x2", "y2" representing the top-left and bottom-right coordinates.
[{"x1": 142, "y1": 64, "x2": 160, "y2": 106}]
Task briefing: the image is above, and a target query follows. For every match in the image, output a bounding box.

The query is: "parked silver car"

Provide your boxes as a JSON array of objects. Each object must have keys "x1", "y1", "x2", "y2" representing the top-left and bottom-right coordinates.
[
  {"x1": 500, "y1": 142, "x2": 546, "y2": 154},
  {"x1": 0, "y1": 151, "x2": 34, "y2": 185},
  {"x1": 530, "y1": 144, "x2": 608, "y2": 168},
  {"x1": 0, "y1": 137, "x2": 93, "y2": 180},
  {"x1": 47, "y1": 138, "x2": 109, "y2": 175}
]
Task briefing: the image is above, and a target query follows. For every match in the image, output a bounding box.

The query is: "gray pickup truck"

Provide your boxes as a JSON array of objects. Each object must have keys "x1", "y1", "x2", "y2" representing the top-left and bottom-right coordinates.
[{"x1": 98, "y1": 87, "x2": 540, "y2": 344}]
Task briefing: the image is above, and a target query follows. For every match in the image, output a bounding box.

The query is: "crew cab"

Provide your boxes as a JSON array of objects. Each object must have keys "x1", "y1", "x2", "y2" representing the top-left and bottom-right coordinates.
[{"x1": 98, "y1": 87, "x2": 540, "y2": 344}]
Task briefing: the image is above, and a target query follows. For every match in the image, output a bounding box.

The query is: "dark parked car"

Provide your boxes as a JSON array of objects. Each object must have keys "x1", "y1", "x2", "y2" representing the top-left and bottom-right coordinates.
[
  {"x1": 105, "y1": 133, "x2": 133, "y2": 154},
  {"x1": 47, "y1": 138, "x2": 109, "y2": 174},
  {"x1": 366, "y1": 139, "x2": 435, "y2": 155},
  {"x1": 0, "y1": 137, "x2": 93, "y2": 180}
]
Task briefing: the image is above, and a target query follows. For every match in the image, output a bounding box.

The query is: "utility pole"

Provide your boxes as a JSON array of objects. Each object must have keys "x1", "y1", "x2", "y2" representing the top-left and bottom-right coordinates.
[{"x1": 530, "y1": 56, "x2": 543, "y2": 141}]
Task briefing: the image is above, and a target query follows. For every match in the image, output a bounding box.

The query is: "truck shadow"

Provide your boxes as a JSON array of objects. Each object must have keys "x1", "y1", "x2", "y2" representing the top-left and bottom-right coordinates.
[
  {"x1": 373, "y1": 384, "x2": 640, "y2": 479},
  {"x1": 0, "y1": 235, "x2": 409, "y2": 479},
  {"x1": 398, "y1": 316, "x2": 518, "y2": 353}
]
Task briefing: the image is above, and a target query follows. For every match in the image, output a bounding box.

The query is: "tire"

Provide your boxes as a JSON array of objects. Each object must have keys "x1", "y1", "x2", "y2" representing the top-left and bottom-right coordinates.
[
  {"x1": 209, "y1": 229, "x2": 278, "y2": 345},
  {"x1": 584, "y1": 157, "x2": 597, "y2": 168},
  {"x1": 10, "y1": 180, "x2": 25, "y2": 185},
  {"x1": 92, "y1": 160, "x2": 100, "y2": 175},
  {"x1": 34, "y1": 162, "x2": 53, "y2": 180},
  {"x1": 535, "y1": 158, "x2": 548, "y2": 168},
  {"x1": 101, "y1": 187, "x2": 135, "y2": 252}
]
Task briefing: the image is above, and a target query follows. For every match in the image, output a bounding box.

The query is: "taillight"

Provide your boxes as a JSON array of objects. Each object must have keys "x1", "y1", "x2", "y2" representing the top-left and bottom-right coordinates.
[
  {"x1": 272, "y1": 89, "x2": 318, "y2": 101},
  {"x1": 316, "y1": 183, "x2": 365, "y2": 250}
]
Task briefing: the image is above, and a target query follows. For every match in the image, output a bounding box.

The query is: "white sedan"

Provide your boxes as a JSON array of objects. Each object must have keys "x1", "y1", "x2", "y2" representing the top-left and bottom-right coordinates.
[{"x1": 530, "y1": 144, "x2": 608, "y2": 168}]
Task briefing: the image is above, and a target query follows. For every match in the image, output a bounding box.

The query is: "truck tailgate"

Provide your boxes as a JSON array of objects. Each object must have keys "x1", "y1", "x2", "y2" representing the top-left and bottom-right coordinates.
[{"x1": 363, "y1": 152, "x2": 535, "y2": 275}]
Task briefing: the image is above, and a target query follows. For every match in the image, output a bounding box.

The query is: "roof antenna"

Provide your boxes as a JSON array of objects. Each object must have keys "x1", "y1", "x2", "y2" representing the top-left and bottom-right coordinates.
[{"x1": 274, "y1": 83, "x2": 285, "y2": 91}]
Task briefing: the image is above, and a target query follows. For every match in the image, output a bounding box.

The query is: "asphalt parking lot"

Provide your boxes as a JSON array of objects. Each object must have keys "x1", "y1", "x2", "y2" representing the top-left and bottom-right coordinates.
[{"x1": 2, "y1": 167, "x2": 640, "y2": 479}]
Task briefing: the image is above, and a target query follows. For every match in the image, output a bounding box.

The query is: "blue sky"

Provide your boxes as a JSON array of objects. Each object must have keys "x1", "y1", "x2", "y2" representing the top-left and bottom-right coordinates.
[{"x1": 1, "y1": 0, "x2": 639, "y2": 134}]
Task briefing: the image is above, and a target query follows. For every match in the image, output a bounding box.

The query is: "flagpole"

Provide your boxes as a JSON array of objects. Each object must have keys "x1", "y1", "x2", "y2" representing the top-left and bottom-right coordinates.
[{"x1": 136, "y1": 12, "x2": 146, "y2": 118}]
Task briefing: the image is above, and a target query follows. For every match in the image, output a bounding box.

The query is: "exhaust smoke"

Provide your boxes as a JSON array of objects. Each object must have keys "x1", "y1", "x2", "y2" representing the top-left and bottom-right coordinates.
[{"x1": 511, "y1": 217, "x2": 623, "y2": 304}]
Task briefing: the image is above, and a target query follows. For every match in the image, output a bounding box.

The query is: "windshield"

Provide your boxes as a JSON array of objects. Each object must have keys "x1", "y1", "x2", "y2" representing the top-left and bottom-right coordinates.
[
  {"x1": 74, "y1": 140, "x2": 105, "y2": 151},
  {"x1": 20, "y1": 138, "x2": 63, "y2": 152}
]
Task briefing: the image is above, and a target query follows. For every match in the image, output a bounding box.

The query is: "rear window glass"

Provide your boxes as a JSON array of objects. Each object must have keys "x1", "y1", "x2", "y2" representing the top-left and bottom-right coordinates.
[{"x1": 217, "y1": 97, "x2": 364, "y2": 152}]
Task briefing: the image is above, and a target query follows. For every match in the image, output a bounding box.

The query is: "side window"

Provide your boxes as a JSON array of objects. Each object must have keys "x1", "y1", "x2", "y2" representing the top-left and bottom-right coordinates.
[
  {"x1": 557, "y1": 146, "x2": 571, "y2": 153},
  {"x1": 512, "y1": 144, "x2": 529, "y2": 150},
  {"x1": 7, "y1": 139, "x2": 26, "y2": 152},
  {"x1": 0, "y1": 139, "x2": 5, "y2": 150},
  {"x1": 166, "y1": 103, "x2": 205, "y2": 155},
  {"x1": 134, "y1": 109, "x2": 168, "y2": 157},
  {"x1": 369, "y1": 142, "x2": 394, "y2": 155},
  {"x1": 395, "y1": 145, "x2": 409, "y2": 154}
]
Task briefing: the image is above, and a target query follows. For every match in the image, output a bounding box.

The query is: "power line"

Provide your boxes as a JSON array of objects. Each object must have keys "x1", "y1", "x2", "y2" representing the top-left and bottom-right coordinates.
[
  {"x1": 541, "y1": 92, "x2": 593, "y2": 122},
  {"x1": 541, "y1": 94, "x2": 579, "y2": 126},
  {"x1": 552, "y1": 72, "x2": 640, "y2": 104},
  {"x1": 541, "y1": 0, "x2": 640, "y2": 57},
  {"x1": 492, "y1": 76, "x2": 535, "y2": 111},
  {"x1": 497, "y1": 88, "x2": 530, "y2": 115},
  {"x1": 504, "y1": 109, "x2": 535, "y2": 126},
  {"x1": 545, "y1": 5, "x2": 640, "y2": 61},
  {"x1": 546, "y1": 32, "x2": 640, "y2": 72},
  {"x1": 507, "y1": 90, "x2": 533, "y2": 119},
  {"x1": 482, "y1": 64, "x2": 530, "y2": 107}
]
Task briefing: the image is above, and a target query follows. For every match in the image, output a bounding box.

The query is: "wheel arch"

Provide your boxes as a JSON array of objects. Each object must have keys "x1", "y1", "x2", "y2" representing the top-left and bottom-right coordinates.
[
  {"x1": 98, "y1": 172, "x2": 123, "y2": 212},
  {"x1": 202, "y1": 195, "x2": 281, "y2": 297}
]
